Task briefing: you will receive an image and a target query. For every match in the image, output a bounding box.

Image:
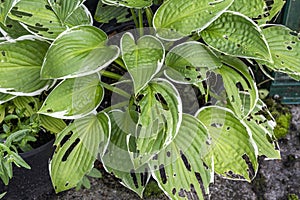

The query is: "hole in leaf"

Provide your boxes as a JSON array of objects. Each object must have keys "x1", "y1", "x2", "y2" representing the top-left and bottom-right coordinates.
[
  {"x1": 159, "y1": 164, "x2": 167, "y2": 184},
  {"x1": 211, "y1": 123, "x2": 223, "y2": 128},
  {"x1": 152, "y1": 154, "x2": 158, "y2": 160},
  {"x1": 140, "y1": 168, "x2": 148, "y2": 186},
  {"x1": 180, "y1": 150, "x2": 191, "y2": 171},
  {"x1": 289, "y1": 31, "x2": 298, "y2": 36},
  {"x1": 287, "y1": 46, "x2": 293, "y2": 50},
  {"x1": 166, "y1": 151, "x2": 171, "y2": 157},
  {"x1": 65, "y1": 182, "x2": 69, "y2": 187},
  {"x1": 62, "y1": 138, "x2": 80, "y2": 162},
  {"x1": 1, "y1": 51, "x2": 5, "y2": 56},
  {"x1": 223, "y1": 35, "x2": 229, "y2": 40},
  {"x1": 226, "y1": 126, "x2": 231, "y2": 131},
  {"x1": 195, "y1": 172, "x2": 206, "y2": 196},
  {"x1": 155, "y1": 93, "x2": 169, "y2": 111},
  {"x1": 185, "y1": 66, "x2": 192, "y2": 70},
  {"x1": 185, "y1": 77, "x2": 191, "y2": 81},
  {"x1": 46, "y1": 109, "x2": 53, "y2": 113},
  {"x1": 242, "y1": 154, "x2": 255, "y2": 179},
  {"x1": 130, "y1": 169, "x2": 139, "y2": 188},
  {"x1": 178, "y1": 188, "x2": 185, "y2": 197},
  {"x1": 172, "y1": 188, "x2": 176, "y2": 195}
]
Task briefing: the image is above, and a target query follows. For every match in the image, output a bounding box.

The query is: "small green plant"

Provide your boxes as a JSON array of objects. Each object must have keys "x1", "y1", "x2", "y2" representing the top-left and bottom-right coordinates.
[
  {"x1": 0, "y1": 95, "x2": 66, "y2": 187},
  {"x1": 0, "y1": 0, "x2": 299, "y2": 199}
]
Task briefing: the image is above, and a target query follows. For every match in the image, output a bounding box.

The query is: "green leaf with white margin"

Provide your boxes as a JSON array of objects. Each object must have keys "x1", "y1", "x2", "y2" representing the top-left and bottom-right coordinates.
[
  {"x1": 102, "y1": 0, "x2": 152, "y2": 9},
  {"x1": 101, "y1": 110, "x2": 150, "y2": 198},
  {"x1": 0, "y1": 17, "x2": 29, "y2": 39},
  {"x1": 40, "y1": 115, "x2": 67, "y2": 134},
  {"x1": 229, "y1": 0, "x2": 266, "y2": 19},
  {"x1": 50, "y1": 112, "x2": 110, "y2": 193},
  {"x1": 164, "y1": 41, "x2": 222, "y2": 84},
  {"x1": 201, "y1": 11, "x2": 272, "y2": 62},
  {"x1": 121, "y1": 32, "x2": 164, "y2": 94},
  {"x1": 149, "y1": 114, "x2": 212, "y2": 200},
  {"x1": 0, "y1": 92, "x2": 15, "y2": 104},
  {"x1": 0, "y1": 0, "x2": 20, "y2": 24},
  {"x1": 0, "y1": 38, "x2": 51, "y2": 95},
  {"x1": 153, "y1": 0, "x2": 234, "y2": 41},
  {"x1": 215, "y1": 55, "x2": 258, "y2": 118},
  {"x1": 132, "y1": 79, "x2": 182, "y2": 164},
  {"x1": 196, "y1": 106, "x2": 258, "y2": 181},
  {"x1": 257, "y1": 25, "x2": 300, "y2": 80},
  {"x1": 242, "y1": 95, "x2": 280, "y2": 159},
  {"x1": 41, "y1": 25, "x2": 119, "y2": 79},
  {"x1": 9, "y1": 0, "x2": 92, "y2": 40},
  {"x1": 13, "y1": 96, "x2": 40, "y2": 116},
  {"x1": 48, "y1": 0, "x2": 85, "y2": 23},
  {"x1": 94, "y1": 1, "x2": 132, "y2": 23},
  {"x1": 39, "y1": 73, "x2": 103, "y2": 119}
]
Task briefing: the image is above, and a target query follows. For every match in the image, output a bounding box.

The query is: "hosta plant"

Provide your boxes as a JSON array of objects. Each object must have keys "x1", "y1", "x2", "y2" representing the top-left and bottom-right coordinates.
[{"x1": 0, "y1": 0, "x2": 299, "y2": 199}]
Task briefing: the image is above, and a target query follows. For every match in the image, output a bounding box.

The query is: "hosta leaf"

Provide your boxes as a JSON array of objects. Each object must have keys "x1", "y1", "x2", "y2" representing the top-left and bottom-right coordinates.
[
  {"x1": 196, "y1": 106, "x2": 258, "y2": 181},
  {"x1": 94, "y1": 1, "x2": 132, "y2": 23},
  {"x1": 243, "y1": 97, "x2": 280, "y2": 159},
  {"x1": 102, "y1": 0, "x2": 152, "y2": 9},
  {"x1": 41, "y1": 25, "x2": 119, "y2": 79},
  {"x1": 258, "y1": 25, "x2": 300, "y2": 80},
  {"x1": 48, "y1": 0, "x2": 85, "y2": 23},
  {"x1": 229, "y1": 0, "x2": 266, "y2": 19},
  {"x1": 9, "y1": 0, "x2": 91, "y2": 40},
  {"x1": 40, "y1": 115, "x2": 67, "y2": 134},
  {"x1": 121, "y1": 33, "x2": 164, "y2": 93},
  {"x1": 201, "y1": 11, "x2": 272, "y2": 61},
  {"x1": 0, "y1": 92, "x2": 15, "y2": 104},
  {"x1": 215, "y1": 56, "x2": 258, "y2": 118},
  {"x1": 0, "y1": 17, "x2": 29, "y2": 39},
  {"x1": 257, "y1": 0, "x2": 286, "y2": 24},
  {"x1": 131, "y1": 79, "x2": 182, "y2": 164},
  {"x1": 150, "y1": 114, "x2": 212, "y2": 200},
  {"x1": 153, "y1": 0, "x2": 234, "y2": 40},
  {"x1": 101, "y1": 110, "x2": 150, "y2": 197},
  {"x1": 50, "y1": 113, "x2": 110, "y2": 193},
  {"x1": 0, "y1": 0, "x2": 20, "y2": 24},
  {"x1": 39, "y1": 73, "x2": 103, "y2": 119},
  {"x1": 164, "y1": 41, "x2": 222, "y2": 84},
  {"x1": 0, "y1": 38, "x2": 51, "y2": 95}
]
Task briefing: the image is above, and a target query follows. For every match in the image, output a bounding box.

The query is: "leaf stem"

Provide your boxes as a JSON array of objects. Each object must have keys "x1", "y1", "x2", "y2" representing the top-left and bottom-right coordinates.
[
  {"x1": 103, "y1": 101, "x2": 128, "y2": 112},
  {"x1": 130, "y1": 9, "x2": 139, "y2": 29},
  {"x1": 145, "y1": 7, "x2": 153, "y2": 27},
  {"x1": 138, "y1": 9, "x2": 144, "y2": 36},
  {"x1": 114, "y1": 57, "x2": 127, "y2": 70},
  {"x1": 100, "y1": 70, "x2": 122, "y2": 80}
]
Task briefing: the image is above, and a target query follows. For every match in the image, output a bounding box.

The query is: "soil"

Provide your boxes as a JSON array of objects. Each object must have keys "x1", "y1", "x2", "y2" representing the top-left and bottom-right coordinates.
[{"x1": 38, "y1": 106, "x2": 299, "y2": 200}]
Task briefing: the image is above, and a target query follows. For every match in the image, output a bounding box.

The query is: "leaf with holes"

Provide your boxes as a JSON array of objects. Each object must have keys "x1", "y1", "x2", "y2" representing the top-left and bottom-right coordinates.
[
  {"x1": 8, "y1": 0, "x2": 91, "y2": 40},
  {"x1": 243, "y1": 98, "x2": 280, "y2": 159},
  {"x1": 39, "y1": 73, "x2": 103, "y2": 119},
  {"x1": 0, "y1": 0, "x2": 20, "y2": 24},
  {"x1": 153, "y1": 0, "x2": 234, "y2": 40},
  {"x1": 164, "y1": 41, "x2": 222, "y2": 84},
  {"x1": 0, "y1": 38, "x2": 51, "y2": 95},
  {"x1": 94, "y1": 1, "x2": 132, "y2": 23},
  {"x1": 50, "y1": 112, "x2": 110, "y2": 193},
  {"x1": 201, "y1": 11, "x2": 272, "y2": 62},
  {"x1": 131, "y1": 79, "x2": 182, "y2": 166},
  {"x1": 258, "y1": 25, "x2": 300, "y2": 80},
  {"x1": 149, "y1": 114, "x2": 212, "y2": 200},
  {"x1": 0, "y1": 92, "x2": 15, "y2": 104},
  {"x1": 121, "y1": 33, "x2": 164, "y2": 94},
  {"x1": 257, "y1": 0, "x2": 286, "y2": 24},
  {"x1": 215, "y1": 56, "x2": 258, "y2": 118},
  {"x1": 48, "y1": 0, "x2": 85, "y2": 23},
  {"x1": 102, "y1": 0, "x2": 152, "y2": 8},
  {"x1": 0, "y1": 17, "x2": 29, "y2": 39},
  {"x1": 196, "y1": 106, "x2": 258, "y2": 181},
  {"x1": 41, "y1": 25, "x2": 119, "y2": 79},
  {"x1": 229, "y1": 0, "x2": 266, "y2": 19},
  {"x1": 101, "y1": 110, "x2": 151, "y2": 197}
]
